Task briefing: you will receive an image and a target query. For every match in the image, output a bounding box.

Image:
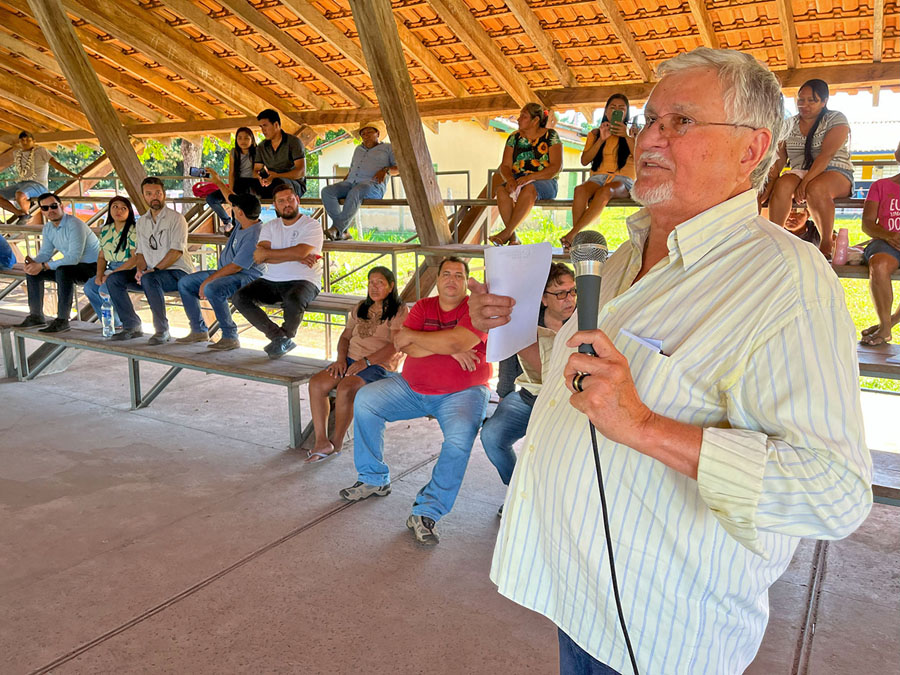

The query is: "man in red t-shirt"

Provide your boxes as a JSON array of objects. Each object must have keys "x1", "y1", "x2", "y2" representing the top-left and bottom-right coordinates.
[{"x1": 340, "y1": 257, "x2": 492, "y2": 545}]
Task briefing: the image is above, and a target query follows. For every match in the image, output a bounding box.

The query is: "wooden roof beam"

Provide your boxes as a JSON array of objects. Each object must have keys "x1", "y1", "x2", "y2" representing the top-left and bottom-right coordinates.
[
  {"x1": 276, "y1": 0, "x2": 369, "y2": 75},
  {"x1": 0, "y1": 68, "x2": 90, "y2": 128},
  {"x1": 393, "y1": 17, "x2": 466, "y2": 99},
  {"x1": 503, "y1": 0, "x2": 577, "y2": 87},
  {"x1": 0, "y1": 1, "x2": 216, "y2": 119},
  {"x1": 594, "y1": 0, "x2": 653, "y2": 81},
  {"x1": 62, "y1": 0, "x2": 276, "y2": 116},
  {"x1": 156, "y1": 0, "x2": 341, "y2": 110},
  {"x1": 427, "y1": 0, "x2": 542, "y2": 107},
  {"x1": 773, "y1": 0, "x2": 800, "y2": 68},
  {"x1": 684, "y1": 0, "x2": 720, "y2": 48},
  {"x1": 873, "y1": 0, "x2": 884, "y2": 62},
  {"x1": 0, "y1": 98, "x2": 68, "y2": 131},
  {"x1": 0, "y1": 108, "x2": 59, "y2": 133}
]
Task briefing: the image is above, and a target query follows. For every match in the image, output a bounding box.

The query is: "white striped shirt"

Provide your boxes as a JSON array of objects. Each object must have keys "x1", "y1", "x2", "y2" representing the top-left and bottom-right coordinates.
[{"x1": 490, "y1": 190, "x2": 872, "y2": 674}]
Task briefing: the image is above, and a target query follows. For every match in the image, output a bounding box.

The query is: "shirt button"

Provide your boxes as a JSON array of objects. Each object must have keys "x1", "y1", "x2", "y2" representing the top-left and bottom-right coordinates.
[
  {"x1": 548, "y1": 399, "x2": 556, "y2": 407},
  {"x1": 520, "y1": 491, "x2": 528, "y2": 499},
  {"x1": 528, "y1": 444, "x2": 535, "y2": 453}
]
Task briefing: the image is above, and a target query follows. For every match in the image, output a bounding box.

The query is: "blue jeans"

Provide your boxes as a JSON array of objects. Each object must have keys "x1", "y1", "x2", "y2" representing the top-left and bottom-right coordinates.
[
  {"x1": 558, "y1": 630, "x2": 621, "y2": 675},
  {"x1": 178, "y1": 269, "x2": 259, "y2": 339},
  {"x1": 0, "y1": 234, "x2": 15, "y2": 269},
  {"x1": 0, "y1": 179, "x2": 45, "y2": 201},
  {"x1": 321, "y1": 180, "x2": 386, "y2": 235},
  {"x1": 84, "y1": 261, "x2": 125, "y2": 327},
  {"x1": 480, "y1": 390, "x2": 535, "y2": 485},
  {"x1": 352, "y1": 374, "x2": 490, "y2": 521},
  {"x1": 106, "y1": 268, "x2": 187, "y2": 333}
]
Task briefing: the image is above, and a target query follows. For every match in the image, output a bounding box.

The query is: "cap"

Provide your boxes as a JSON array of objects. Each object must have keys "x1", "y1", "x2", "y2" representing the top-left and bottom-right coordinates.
[{"x1": 228, "y1": 192, "x2": 261, "y2": 220}]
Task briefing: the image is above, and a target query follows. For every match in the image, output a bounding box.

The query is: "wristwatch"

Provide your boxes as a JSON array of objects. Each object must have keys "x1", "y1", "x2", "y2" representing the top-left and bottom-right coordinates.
[{"x1": 364, "y1": 357, "x2": 371, "y2": 367}]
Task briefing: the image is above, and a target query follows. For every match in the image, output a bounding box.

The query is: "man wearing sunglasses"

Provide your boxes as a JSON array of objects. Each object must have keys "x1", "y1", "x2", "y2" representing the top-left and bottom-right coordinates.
[
  {"x1": 16, "y1": 193, "x2": 99, "y2": 333},
  {"x1": 479, "y1": 262, "x2": 575, "y2": 514},
  {"x1": 107, "y1": 177, "x2": 194, "y2": 343}
]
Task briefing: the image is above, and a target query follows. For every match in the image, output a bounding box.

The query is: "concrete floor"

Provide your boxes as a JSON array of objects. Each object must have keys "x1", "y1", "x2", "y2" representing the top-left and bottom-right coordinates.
[{"x1": 1, "y1": 347, "x2": 898, "y2": 675}]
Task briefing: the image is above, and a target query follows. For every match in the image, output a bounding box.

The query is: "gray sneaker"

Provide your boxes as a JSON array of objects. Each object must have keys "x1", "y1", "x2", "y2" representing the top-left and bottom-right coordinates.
[
  {"x1": 406, "y1": 514, "x2": 439, "y2": 546},
  {"x1": 147, "y1": 331, "x2": 171, "y2": 345},
  {"x1": 175, "y1": 331, "x2": 209, "y2": 344},
  {"x1": 339, "y1": 481, "x2": 391, "y2": 502}
]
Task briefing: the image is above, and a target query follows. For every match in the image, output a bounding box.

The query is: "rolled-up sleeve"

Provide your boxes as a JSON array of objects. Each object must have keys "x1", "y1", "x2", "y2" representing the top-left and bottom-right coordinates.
[{"x1": 697, "y1": 300, "x2": 873, "y2": 558}]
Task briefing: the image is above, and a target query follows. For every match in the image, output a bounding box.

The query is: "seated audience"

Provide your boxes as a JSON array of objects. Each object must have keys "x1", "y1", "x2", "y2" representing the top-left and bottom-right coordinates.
[
  {"x1": 254, "y1": 109, "x2": 307, "y2": 199},
  {"x1": 340, "y1": 257, "x2": 491, "y2": 546},
  {"x1": 561, "y1": 94, "x2": 636, "y2": 250},
  {"x1": 16, "y1": 192, "x2": 99, "y2": 333},
  {"x1": 83, "y1": 196, "x2": 137, "y2": 332},
  {"x1": 306, "y1": 266, "x2": 408, "y2": 463},
  {"x1": 761, "y1": 79, "x2": 853, "y2": 257},
  {"x1": 0, "y1": 234, "x2": 16, "y2": 269},
  {"x1": 0, "y1": 131, "x2": 76, "y2": 225},
  {"x1": 204, "y1": 127, "x2": 262, "y2": 232},
  {"x1": 231, "y1": 184, "x2": 323, "y2": 359},
  {"x1": 782, "y1": 203, "x2": 821, "y2": 246},
  {"x1": 322, "y1": 125, "x2": 398, "y2": 241},
  {"x1": 480, "y1": 263, "x2": 575, "y2": 513},
  {"x1": 176, "y1": 193, "x2": 265, "y2": 350},
  {"x1": 107, "y1": 177, "x2": 195, "y2": 344},
  {"x1": 490, "y1": 103, "x2": 562, "y2": 246},
  {"x1": 860, "y1": 141, "x2": 900, "y2": 346}
]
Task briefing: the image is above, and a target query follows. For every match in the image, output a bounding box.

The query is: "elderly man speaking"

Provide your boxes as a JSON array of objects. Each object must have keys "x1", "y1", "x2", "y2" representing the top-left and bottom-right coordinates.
[{"x1": 470, "y1": 48, "x2": 872, "y2": 674}]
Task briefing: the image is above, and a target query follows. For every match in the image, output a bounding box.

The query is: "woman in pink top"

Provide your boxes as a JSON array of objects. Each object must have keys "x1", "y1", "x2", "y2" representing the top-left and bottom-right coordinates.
[
  {"x1": 860, "y1": 141, "x2": 900, "y2": 346},
  {"x1": 306, "y1": 266, "x2": 408, "y2": 462}
]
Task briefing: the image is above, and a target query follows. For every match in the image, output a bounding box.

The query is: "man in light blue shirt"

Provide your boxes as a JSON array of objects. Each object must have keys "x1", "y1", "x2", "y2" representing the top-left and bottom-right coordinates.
[
  {"x1": 322, "y1": 126, "x2": 398, "y2": 240},
  {"x1": 176, "y1": 192, "x2": 265, "y2": 351},
  {"x1": 17, "y1": 192, "x2": 99, "y2": 333}
]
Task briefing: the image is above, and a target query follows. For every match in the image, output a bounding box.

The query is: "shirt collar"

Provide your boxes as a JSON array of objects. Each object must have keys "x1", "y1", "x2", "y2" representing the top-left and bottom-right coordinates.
[{"x1": 624, "y1": 189, "x2": 759, "y2": 271}]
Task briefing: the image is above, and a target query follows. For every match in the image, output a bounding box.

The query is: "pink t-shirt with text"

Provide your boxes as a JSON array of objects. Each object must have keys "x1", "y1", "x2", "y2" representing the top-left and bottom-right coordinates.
[{"x1": 867, "y1": 178, "x2": 900, "y2": 232}]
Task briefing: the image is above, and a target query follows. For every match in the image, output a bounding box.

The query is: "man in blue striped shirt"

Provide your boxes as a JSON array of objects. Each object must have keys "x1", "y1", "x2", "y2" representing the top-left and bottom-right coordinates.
[{"x1": 471, "y1": 48, "x2": 872, "y2": 674}]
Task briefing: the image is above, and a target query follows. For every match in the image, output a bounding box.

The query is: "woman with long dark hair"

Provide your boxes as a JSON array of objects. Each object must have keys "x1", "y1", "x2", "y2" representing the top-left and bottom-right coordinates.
[
  {"x1": 761, "y1": 79, "x2": 854, "y2": 257},
  {"x1": 205, "y1": 127, "x2": 262, "y2": 232},
  {"x1": 305, "y1": 266, "x2": 409, "y2": 463},
  {"x1": 83, "y1": 195, "x2": 137, "y2": 332},
  {"x1": 561, "y1": 94, "x2": 636, "y2": 250},
  {"x1": 490, "y1": 102, "x2": 563, "y2": 245}
]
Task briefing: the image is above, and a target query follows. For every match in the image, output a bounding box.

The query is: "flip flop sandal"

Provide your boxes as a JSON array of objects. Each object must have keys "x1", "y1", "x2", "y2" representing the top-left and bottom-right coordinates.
[{"x1": 306, "y1": 450, "x2": 340, "y2": 464}]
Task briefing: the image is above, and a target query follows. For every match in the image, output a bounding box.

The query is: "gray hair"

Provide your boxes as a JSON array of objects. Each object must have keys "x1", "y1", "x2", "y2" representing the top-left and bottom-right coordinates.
[{"x1": 656, "y1": 47, "x2": 785, "y2": 190}]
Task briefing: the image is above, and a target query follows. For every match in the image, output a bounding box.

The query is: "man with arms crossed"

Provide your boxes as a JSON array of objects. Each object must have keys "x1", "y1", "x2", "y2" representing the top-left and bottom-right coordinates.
[
  {"x1": 471, "y1": 48, "x2": 872, "y2": 674},
  {"x1": 107, "y1": 177, "x2": 194, "y2": 344},
  {"x1": 340, "y1": 257, "x2": 491, "y2": 546},
  {"x1": 254, "y1": 109, "x2": 307, "y2": 199}
]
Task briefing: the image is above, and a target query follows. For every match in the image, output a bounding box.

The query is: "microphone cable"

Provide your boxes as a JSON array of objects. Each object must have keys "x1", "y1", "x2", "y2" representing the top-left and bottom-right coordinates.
[{"x1": 589, "y1": 421, "x2": 640, "y2": 675}]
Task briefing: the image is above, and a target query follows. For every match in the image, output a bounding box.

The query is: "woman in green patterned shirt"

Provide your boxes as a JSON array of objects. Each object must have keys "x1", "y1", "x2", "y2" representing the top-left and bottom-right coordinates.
[
  {"x1": 491, "y1": 103, "x2": 562, "y2": 245},
  {"x1": 83, "y1": 196, "x2": 137, "y2": 330}
]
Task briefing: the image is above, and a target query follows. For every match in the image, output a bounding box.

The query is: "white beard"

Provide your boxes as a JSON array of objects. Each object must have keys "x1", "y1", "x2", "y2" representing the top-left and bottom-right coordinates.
[{"x1": 631, "y1": 180, "x2": 675, "y2": 206}]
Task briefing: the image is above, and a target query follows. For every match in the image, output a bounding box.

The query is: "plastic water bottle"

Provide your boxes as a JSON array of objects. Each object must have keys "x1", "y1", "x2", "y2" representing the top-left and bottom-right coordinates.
[
  {"x1": 832, "y1": 228, "x2": 850, "y2": 265},
  {"x1": 100, "y1": 292, "x2": 116, "y2": 338}
]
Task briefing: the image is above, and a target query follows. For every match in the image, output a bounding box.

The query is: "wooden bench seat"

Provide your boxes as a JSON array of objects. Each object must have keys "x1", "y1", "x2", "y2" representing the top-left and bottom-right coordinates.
[
  {"x1": 872, "y1": 449, "x2": 900, "y2": 507},
  {"x1": 11, "y1": 321, "x2": 330, "y2": 449}
]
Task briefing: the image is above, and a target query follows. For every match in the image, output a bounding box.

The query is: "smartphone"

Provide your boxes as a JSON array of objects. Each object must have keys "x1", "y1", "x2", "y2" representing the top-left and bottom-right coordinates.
[
  {"x1": 610, "y1": 109, "x2": 625, "y2": 124},
  {"x1": 189, "y1": 167, "x2": 209, "y2": 178},
  {"x1": 258, "y1": 167, "x2": 269, "y2": 179}
]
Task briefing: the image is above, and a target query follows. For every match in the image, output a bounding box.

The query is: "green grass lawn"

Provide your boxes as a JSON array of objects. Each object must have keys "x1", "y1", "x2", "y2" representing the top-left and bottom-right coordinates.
[{"x1": 312, "y1": 207, "x2": 898, "y2": 391}]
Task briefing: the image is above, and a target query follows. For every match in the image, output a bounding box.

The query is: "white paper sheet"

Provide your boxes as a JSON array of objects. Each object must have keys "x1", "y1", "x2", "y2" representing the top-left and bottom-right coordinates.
[{"x1": 484, "y1": 242, "x2": 553, "y2": 362}]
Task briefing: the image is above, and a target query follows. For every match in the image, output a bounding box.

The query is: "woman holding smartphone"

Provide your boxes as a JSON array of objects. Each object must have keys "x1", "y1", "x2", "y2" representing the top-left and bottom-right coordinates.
[
  {"x1": 560, "y1": 94, "x2": 636, "y2": 251},
  {"x1": 204, "y1": 127, "x2": 262, "y2": 232}
]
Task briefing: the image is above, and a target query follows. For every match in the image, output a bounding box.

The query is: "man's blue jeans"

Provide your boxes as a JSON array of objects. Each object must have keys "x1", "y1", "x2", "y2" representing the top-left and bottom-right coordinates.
[
  {"x1": 321, "y1": 180, "x2": 386, "y2": 235},
  {"x1": 106, "y1": 268, "x2": 187, "y2": 333},
  {"x1": 84, "y1": 260, "x2": 125, "y2": 328},
  {"x1": 558, "y1": 630, "x2": 621, "y2": 674},
  {"x1": 352, "y1": 374, "x2": 489, "y2": 521},
  {"x1": 480, "y1": 389, "x2": 535, "y2": 485},
  {"x1": 0, "y1": 234, "x2": 15, "y2": 269},
  {"x1": 177, "y1": 269, "x2": 258, "y2": 339}
]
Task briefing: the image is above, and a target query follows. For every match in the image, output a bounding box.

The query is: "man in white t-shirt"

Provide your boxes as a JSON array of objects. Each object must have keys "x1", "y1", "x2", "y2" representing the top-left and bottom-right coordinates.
[
  {"x1": 0, "y1": 131, "x2": 76, "y2": 225},
  {"x1": 231, "y1": 184, "x2": 323, "y2": 359}
]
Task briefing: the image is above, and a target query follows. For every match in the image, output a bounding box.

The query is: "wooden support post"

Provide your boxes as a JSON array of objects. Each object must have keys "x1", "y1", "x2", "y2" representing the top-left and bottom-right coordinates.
[
  {"x1": 27, "y1": 0, "x2": 148, "y2": 211},
  {"x1": 349, "y1": 0, "x2": 450, "y2": 246}
]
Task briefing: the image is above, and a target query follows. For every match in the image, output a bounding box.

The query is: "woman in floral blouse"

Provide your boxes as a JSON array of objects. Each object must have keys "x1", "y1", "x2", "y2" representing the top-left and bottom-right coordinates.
[
  {"x1": 490, "y1": 103, "x2": 563, "y2": 245},
  {"x1": 305, "y1": 266, "x2": 409, "y2": 463},
  {"x1": 83, "y1": 195, "x2": 137, "y2": 331}
]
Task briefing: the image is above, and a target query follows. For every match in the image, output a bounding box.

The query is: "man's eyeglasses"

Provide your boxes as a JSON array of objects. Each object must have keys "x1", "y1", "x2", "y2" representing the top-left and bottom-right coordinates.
[
  {"x1": 544, "y1": 287, "x2": 577, "y2": 300},
  {"x1": 38, "y1": 203, "x2": 60, "y2": 211},
  {"x1": 641, "y1": 112, "x2": 757, "y2": 138},
  {"x1": 148, "y1": 232, "x2": 161, "y2": 250}
]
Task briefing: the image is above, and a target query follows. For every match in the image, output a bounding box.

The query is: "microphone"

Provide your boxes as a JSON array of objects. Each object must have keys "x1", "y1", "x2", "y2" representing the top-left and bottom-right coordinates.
[{"x1": 570, "y1": 230, "x2": 609, "y2": 356}]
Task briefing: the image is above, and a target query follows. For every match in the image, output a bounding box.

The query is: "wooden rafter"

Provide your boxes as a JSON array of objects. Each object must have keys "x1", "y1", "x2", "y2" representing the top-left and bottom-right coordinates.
[
  {"x1": 62, "y1": 0, "x2": 275, "y2": 116},
  {"x1": 593, "y1": 0, "x2": 653, "y2": 81},
  {"x1": 873, "y1": 0, "x2": 884, "y2": 62},
  {"x1": 0, "y1": 1, "x2": 216, "y2": 119},
  {"x1": 155, "y1": 0, "x2": 342, "y2": 110},
  {"x1": 393, "y1": 17, "x2": 467, "y2": 99},
  {"x1": 0, "y1": 108, "x2": 60, "y2": 133},
  {"x1": 773, "y1": 0, "x2": 800, "y2": 69},
  {"x1": 0, "y1": 68, "x2": 90, "y2": 128},
  {"x1": 503, "y1": 0, "x2": 577, "y2": 88},
  {"x1": 684, "y1": 0, "x2": 719, "y2": 48},
  {"x1": 278, "y1": 0, "x2": 369, "y2": 75},
  {"x1": 427, "y1": 0, "x2": 541, "y2": 107},
  {"x1": 0, "y1": 98, "x2": 68, "y2": 130}
]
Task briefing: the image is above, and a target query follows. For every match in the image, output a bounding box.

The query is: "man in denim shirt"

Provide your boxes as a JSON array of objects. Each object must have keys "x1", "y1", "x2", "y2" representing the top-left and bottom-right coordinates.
[
  {"x1": 176, "y1": 193, "x2": 265, "y2": 351},
  {"x1": 322, "y1": 126, "x2": 398, "y2": 240},
  {"x1": 17, "y1": 192, "x2": 99, "y2": 333}
]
